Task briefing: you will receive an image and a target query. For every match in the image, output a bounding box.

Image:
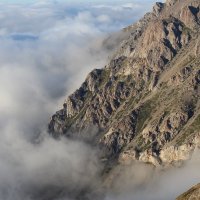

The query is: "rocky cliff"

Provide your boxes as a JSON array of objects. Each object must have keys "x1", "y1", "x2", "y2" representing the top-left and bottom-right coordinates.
[{"x1": 49, "y1": 0, "x2": 200, "y2": 168}]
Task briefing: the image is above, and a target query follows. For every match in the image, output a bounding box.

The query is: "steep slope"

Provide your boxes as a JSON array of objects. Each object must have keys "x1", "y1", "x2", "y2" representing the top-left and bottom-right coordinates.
[
  {"x1": 49, "y1": 0, "x2": 200, "y2": 166},
  {"x1": 176, "y1": 183, "x2": 200, "y2": 200}
]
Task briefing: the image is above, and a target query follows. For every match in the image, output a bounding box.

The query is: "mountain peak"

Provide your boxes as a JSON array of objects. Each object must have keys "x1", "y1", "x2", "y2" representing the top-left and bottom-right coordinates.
[{"x1": 49, "y1": 0, "x2": 200, "y2": 168}]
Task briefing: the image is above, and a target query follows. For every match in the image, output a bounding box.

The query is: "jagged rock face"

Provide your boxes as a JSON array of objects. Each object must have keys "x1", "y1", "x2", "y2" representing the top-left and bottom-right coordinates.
[
  {"x1": 176, "y1": 183, "x2": 200, "y2": 200},
  {"x1": 166, "y1": 0, "x2": 177, "y2": 7},
  {"x1": 180, "y1": 1, "x2": 200, "y2": 29},
  {"x1": 153, "y1": 2, "x2": 165, "y2": 17},
  {"x1": 138, "y1": 18, "x2": 187, "y2": 69},
  {"x1": 49, "y1": 0, "x2": 200, "y2": 167}
]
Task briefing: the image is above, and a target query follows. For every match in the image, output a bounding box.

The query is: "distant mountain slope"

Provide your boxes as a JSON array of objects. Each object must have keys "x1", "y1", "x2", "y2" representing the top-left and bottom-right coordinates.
[
  {"x1": 176, "y1": 183, "x2": 200, "y2": 200},
  {"x1": 49, "y1": 0, "x2": 200, "y2": 167}
]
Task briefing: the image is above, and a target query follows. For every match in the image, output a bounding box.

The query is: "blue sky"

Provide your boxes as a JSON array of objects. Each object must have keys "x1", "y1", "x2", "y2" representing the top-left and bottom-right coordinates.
[{"x1": 0, "y1": 0, "x2": 161, "y2": 4}]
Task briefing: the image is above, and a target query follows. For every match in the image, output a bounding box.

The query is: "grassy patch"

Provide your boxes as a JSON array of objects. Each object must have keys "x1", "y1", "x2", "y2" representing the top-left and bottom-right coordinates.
[
  {"x1": 135, "y1": 94, "x2": 159, "y2": 134},
  {"x1": 182, "y1": 25, "x2": 192, "y2": 35},
  {"x1": 177, "y1": 54, "x2": 196, "y2": 69},
  {"x1": 177, "y1": 114, "x2": 200, "y2": 145},
  {"x1": 187, "y1": 114, "x2": 200, "y2": 134},
  {"x1": 136, "y1": 134, "x2": 145, "y2": 147},
  {"x1": 100, "y1": 69, "x2": 111, "y2": 87}
]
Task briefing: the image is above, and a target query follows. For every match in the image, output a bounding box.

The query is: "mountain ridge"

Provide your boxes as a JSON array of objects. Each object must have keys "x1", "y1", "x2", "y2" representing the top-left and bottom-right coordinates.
[{"x1": 49, "y1": 0, "x2": 200, "y2": 169}]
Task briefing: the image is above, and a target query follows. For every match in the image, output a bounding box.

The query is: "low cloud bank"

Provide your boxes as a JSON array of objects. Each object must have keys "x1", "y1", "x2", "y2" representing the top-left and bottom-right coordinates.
[
  {"x1": 105, "y1": 150, "x2": 200, "y2": 200},
  {"x1": 0, "y1": 134, "x2": 101, "y2": 200}
]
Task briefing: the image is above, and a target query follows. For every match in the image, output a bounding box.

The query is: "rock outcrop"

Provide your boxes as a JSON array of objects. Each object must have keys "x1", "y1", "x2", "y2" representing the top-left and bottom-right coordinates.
[
  {"x1": 49, "y1": 0, "x2": 200, "y2": 168},
  {"x1": 176, "y1": 183, "x2": 200, "y2": 200}
]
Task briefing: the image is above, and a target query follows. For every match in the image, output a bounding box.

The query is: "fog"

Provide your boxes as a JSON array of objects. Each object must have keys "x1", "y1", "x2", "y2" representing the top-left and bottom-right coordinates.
[
  {"x1": 0, "y1": 0, "x2": 199, "y2": 200},
  {"x1": 105, "y1": 150, "x2": 200, "y2": 200}
]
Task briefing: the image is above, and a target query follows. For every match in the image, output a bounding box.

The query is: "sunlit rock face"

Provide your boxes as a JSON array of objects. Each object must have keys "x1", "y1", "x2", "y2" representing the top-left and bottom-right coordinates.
[{"x1": 49, "y1": 0, "x2": 200, "y2": 169}]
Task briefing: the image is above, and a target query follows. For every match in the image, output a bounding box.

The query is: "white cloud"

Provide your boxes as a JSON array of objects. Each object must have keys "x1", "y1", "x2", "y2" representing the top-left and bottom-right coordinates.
[
  {"x1": 104, "y1": 150, "x2": 200, "y2": 200},
  {"x1": 122, "y1": 3, "x2": 141, "y2": 9},
  {"x1": 97, "y1": 15, "x2": 111, "y2": 23},
  {"x1": 0, "y1": 1, "x2": 150, "y2": 199}
]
